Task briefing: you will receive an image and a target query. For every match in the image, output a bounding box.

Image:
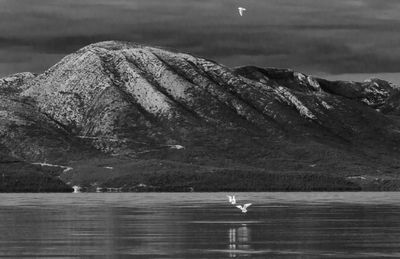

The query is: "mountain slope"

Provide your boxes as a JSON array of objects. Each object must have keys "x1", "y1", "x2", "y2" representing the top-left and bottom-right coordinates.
[{"x1": 1, "y1": 41, "x2": 400, "y2": 191}]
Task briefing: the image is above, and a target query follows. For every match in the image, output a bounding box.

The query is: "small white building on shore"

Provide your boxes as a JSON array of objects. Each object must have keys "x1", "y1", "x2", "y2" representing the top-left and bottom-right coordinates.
[{"x1": 72, "y1": 185, "x2": 81, "y2": 193}]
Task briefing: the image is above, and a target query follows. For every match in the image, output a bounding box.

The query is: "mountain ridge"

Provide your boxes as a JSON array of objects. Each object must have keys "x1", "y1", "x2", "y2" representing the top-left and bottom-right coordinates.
[{"x1": 1, "y1": 41, "x2": 400, "y2": 191}]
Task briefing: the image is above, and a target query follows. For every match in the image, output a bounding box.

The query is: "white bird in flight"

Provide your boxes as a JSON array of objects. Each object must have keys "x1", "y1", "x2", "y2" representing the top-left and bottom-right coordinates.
[
  {"x1": 238, "y1": 7, "x2": 246, "y2": 16},
  {"x1": 236, "y1": 203, "x2": 252, "y2": 213},
  {"x1": 227, "y1": 195, "x2": 236, "y2": 205}
]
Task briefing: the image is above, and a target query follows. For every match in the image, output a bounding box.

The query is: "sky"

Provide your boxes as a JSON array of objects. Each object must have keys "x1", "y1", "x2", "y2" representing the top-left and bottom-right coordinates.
[{"x1": 1, "y1": 0, "x2": 400, "y2": 83}]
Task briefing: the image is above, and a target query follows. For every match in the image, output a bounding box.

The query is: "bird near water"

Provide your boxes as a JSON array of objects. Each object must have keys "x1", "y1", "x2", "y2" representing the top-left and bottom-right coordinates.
[
  {"x1": 236, "y1": 203, "x2": 252, "y2": 213},
  {"x1": 227, "y1": 195, "x2": 237, "y2": 205},
  {"x1": 227, "y1": 195, "x2": 252, "y2": 213}
]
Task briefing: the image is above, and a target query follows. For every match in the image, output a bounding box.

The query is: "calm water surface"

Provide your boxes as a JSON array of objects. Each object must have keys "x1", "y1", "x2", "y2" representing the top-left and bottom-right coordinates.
[{"x1": 1, "y1": 193, "x2": 400, "y2": 258}]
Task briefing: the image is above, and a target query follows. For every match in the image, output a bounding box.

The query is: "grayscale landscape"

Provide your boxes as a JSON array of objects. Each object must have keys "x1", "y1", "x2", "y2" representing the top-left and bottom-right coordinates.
[{"x1": 2, "y1": 1, "x2": 400, "y2": 258}]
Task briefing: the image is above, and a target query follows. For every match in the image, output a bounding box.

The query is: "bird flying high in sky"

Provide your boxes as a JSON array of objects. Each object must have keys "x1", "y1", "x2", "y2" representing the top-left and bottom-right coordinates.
[{"x1": 238, "y1": 7, "x2": 246, "y2": 16}]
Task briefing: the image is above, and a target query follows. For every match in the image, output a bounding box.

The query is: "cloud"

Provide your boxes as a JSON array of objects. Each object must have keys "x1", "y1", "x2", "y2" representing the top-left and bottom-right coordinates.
[{"x1": 1, "y1": 0, "x2": 400, "y2": 77}]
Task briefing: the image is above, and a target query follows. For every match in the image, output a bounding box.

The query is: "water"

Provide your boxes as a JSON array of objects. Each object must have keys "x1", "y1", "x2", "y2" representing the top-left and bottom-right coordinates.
[{"x1": 1, "y1": 193, "x2": 400, "y2": 258}]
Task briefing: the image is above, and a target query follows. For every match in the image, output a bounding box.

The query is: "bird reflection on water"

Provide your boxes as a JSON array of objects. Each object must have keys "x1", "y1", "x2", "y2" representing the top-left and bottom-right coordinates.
[{"x1": 228, "y1": 225, "x2": 251, "y2": 258}]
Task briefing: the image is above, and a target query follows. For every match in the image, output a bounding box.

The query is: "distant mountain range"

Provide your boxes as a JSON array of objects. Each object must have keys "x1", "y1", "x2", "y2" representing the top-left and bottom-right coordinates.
[{"x1": 1, "y1": 41, "x2": 400, "y2": 192}]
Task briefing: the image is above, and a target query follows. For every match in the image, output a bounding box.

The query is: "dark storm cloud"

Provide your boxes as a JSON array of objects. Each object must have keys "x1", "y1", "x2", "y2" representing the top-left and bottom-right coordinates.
[{"x1": 1, "y1": 0, "x2": 400, "y2": 77}]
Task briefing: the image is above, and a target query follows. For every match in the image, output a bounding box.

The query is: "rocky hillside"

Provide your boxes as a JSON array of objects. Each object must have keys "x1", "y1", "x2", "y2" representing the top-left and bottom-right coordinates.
[{"x1": 1, "y1": 41, "x2": 400, "y2": 191}]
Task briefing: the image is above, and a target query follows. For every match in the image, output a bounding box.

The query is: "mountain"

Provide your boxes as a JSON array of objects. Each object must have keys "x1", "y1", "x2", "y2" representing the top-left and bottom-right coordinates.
[{"x1": 1, "y1": 41, "x2": 400, "y2": 191}]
